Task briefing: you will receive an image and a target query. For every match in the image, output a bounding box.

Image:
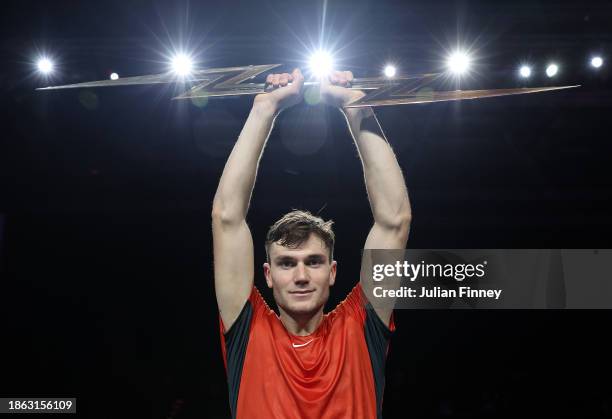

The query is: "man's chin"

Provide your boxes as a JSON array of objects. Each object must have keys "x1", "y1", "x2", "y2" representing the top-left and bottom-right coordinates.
[{"x1": 283, "y1": 301, "x2": 321, "y2": 317}]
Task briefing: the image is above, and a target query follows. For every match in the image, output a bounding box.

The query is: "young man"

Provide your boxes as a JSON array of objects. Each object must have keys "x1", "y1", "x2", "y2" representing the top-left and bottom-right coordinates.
[{"x1": 212, "y1": 68, "x2": 411, "y2": 418}]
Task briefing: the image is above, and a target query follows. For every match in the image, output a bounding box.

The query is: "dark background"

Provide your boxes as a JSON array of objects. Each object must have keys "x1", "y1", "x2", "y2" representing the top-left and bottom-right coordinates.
[{"x1": 1, "y1": 0, "x2": 612, "y2": 417}]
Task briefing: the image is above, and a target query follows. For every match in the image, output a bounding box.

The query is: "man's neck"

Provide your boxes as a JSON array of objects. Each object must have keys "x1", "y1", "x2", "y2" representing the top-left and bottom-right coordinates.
[{"x1": 278, "y1": 308, "x2": 324, "y2": 336}]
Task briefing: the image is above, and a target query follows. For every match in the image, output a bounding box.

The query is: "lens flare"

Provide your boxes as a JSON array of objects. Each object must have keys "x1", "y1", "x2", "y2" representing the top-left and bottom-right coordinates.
[
  {"x1": 384, "y1": 65, "x2": 397, "y2": 78},
  {"x1": 309, "y1": 50, "x2": 334, "y2": 78},
  {"x1": 447, "y1": 51, "x2": 471, "y2": 75},
  {"x1": 171, "y1": 53, "x2": 194, "y2": 76},
  {"x1": 519, "y1": 65, "x2": 531, "y2": 78},
  {"x1": 591, "y1": 56, "x2": 603, "y2": 69},
  {"x1": 37, "y1": 57, "x2": 54, "y2": 74}
]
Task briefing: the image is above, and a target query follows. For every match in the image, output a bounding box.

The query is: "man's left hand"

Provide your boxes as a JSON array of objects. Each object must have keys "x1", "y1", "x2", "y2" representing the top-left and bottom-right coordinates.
[{"x1": 319, "y1": 70, "x2": 365, "y2": 108}]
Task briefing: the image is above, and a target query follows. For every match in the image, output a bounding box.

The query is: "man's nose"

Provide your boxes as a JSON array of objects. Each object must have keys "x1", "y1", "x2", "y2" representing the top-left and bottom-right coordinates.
[{"x1": 294, "y1": 262, "x2": 309, "y2": 283}]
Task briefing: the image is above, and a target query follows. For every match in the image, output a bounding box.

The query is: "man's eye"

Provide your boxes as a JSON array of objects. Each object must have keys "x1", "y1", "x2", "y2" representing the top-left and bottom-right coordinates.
[
  {"x1": 280, "y1": 261, "x2": 294, "y2": 268},
  {"x1": 308, "y1": 261, "x2": 321, "y2": 267}
]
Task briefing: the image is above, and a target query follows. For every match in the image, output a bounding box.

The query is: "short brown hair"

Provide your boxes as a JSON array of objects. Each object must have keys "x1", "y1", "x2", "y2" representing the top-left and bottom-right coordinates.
[{"x1": 265, "y1": 210, "x2": 335, "y2": 262}]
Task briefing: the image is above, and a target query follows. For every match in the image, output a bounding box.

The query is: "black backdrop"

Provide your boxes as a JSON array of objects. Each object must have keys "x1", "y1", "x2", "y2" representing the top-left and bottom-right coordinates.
[{"x1": 1, "y1": 1, "x2": 612, "y2": 417}]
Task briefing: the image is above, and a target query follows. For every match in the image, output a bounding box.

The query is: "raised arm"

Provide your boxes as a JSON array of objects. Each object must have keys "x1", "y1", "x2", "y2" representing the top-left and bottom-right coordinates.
[
  {"x1": 320, "y1": 71, "x2": 412, "y2": 324},
  {"x1": 212, "y1": 69, "x2": 304, "y2": 331}
]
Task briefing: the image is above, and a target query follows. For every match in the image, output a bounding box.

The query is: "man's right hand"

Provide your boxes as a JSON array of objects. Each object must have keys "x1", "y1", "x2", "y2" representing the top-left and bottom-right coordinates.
[{"x1": 254, "y1": 68, "x2": 304, "y2": 114}]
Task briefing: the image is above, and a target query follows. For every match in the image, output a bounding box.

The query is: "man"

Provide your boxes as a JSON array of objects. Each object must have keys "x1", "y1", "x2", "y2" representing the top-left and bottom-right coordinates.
[{"x1": 212, "y1": 68, "x2": 411, "y2": 418}]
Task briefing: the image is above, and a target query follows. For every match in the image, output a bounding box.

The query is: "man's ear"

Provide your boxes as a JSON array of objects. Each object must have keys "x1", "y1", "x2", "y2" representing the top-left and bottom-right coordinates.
[
  {"x1": 263, "y1": 262, "x2": 273, "y2": 288},
  {"x1": 329, "y1": 260, "x2": 337, "y2": 287}
]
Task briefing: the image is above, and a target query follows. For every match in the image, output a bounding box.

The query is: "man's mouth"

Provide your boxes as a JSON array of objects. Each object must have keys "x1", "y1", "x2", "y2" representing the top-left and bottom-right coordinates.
[{"x1": 289, "y1": 290, "x2": 315, "y2": 295}]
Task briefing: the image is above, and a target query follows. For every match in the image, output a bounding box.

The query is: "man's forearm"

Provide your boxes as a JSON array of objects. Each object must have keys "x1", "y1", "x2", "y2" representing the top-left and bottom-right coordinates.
[
  {"x1": 212, "y1": 99, "x2": 277, "y2": 223},
  {"x1": 341, "y1": 106, "x2": 412, "y2": 228}
]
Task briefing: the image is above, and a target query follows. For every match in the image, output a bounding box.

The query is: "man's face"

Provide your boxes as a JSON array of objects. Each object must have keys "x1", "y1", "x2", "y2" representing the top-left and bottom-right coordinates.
[{"x1": 264, "y1": 234, "x2": 337, "y2": 318}]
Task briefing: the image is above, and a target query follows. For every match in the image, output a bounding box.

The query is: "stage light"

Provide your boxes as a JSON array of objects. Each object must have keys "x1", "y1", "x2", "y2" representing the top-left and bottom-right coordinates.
[
  {"x1": 37, "y1": 57, "x2": 54, "y2": 75},
  {"x1": 591, "y1": 56, "x2": 603, "y2": 69},
  {"x1": 383, "y1": 64, "x2": 397, "y2": 78},
  {"x1": 309, "y1": 50, "x2": 334, "y2": 78},
  {"x1": 546, "y1": 63, "x2": 558, "y2": 78},
  {"x1": 171, "y1": 53, "x2": 193, "y2": 76},
  {"x1": 384, "y1": 64, "x2": 397, "y2": 78},
  {"x1": 110, "y1": 72, "x2": 119, "y2": 80},
  {"x1": 519, "y1": 65, "x2": 532, "y2": 78},
  {"x1": 447, "y1": 51, "x2": 471, "y2": 75}
]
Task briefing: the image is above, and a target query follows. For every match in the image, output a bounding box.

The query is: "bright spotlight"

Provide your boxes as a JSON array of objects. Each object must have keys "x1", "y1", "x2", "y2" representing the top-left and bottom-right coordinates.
[
  {"x1": 171, "y1": 53, "x2": 193, "y2": 77},
  {"x1": 384, "y1": 65, "x2": 397, "y2": 78},
  {"x1": 309, "y1": 50, "x2": 334, "y2": 78},
  {"x1": 447, "y1": 51, "x2": 471, "y2": 75},
  {"x1": 37, "y1": 57, "x2": 54, "y2": 75},
  {"x1": 519, "y1": 65, "x2": 532, "y2": 78},
  {"x1": 591, "y1": 56, "x2": 603, "y2": 69},
  {"x1": 110, "y1": 72, "x2": 119, "y2": 80},
  {"x1": 546, "y1": 63, "x2": 559, "y2": 78}
]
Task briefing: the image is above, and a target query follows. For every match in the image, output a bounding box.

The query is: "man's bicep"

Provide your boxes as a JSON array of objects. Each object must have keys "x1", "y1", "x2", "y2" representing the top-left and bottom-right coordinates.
[
  {"x1": 360, "y1": 222, "x2": 409, "y2": 326},
  {"x1": 212, "y1": 219, "x2": 255, "y2": 332},
  {"x1": 363, "y1": 221, "x2": 409, "y2": 250}
]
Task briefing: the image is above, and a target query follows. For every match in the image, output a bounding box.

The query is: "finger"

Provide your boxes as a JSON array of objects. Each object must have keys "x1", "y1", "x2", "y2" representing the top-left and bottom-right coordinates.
[
  {"x1": 333, "y1": 70, "x2": 345, "y2": 84},
  {"x1": 334, "y1": 71, "x2": 345, "y2": 84},
  {"x1": 280, "y1": 74, "x2": 289, "y2": 86},
  {"x1": 272, "y1": 74, "x2": 280, "y2": 87},
  {"x1": 341, "y1": 71, "x2": 354, "y2": 86},
  {"x1": 266, "y1": 74, "x2": 273, "y2": 84},
  {"x1": 342, "y1": 71, "x2": 353, "y2": 87},
  {"x1": 292, "y1": 68, "x2": 303, "y2": 78},
  {"x1": 291, "y1": 68, "x2": 304, "y2": 89}
]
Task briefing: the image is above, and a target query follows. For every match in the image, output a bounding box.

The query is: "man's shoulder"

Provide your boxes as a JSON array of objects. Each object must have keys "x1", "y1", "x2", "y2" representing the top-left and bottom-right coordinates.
[{"x1": 326, "y1": 283, "x2": 366, "y2": 321}]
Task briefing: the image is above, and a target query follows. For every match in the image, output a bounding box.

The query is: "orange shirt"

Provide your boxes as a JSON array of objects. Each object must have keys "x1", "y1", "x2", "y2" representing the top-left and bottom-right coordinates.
[{"x1": 219, "y1": 284, "x2": 395, "y2": 419}]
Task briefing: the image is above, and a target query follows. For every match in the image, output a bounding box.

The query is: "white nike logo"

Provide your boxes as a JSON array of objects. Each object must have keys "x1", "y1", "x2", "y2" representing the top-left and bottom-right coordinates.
[{"x1": 292, "y1": 339, "x2": 314, "y2": 348}]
